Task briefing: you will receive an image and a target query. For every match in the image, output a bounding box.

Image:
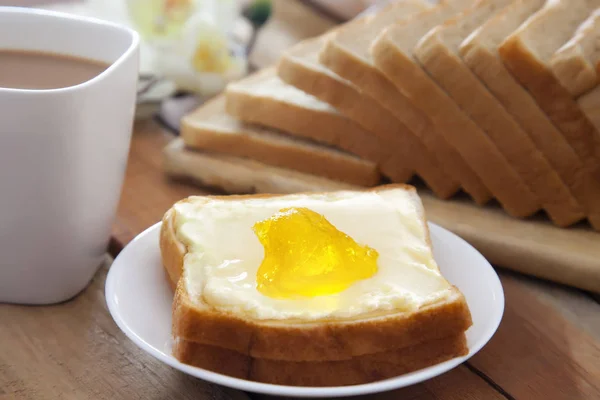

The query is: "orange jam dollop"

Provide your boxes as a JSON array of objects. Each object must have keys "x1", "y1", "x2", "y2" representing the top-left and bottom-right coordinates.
[{"x1": 254, "y1": 207, "x2": 379, "y2": 299}]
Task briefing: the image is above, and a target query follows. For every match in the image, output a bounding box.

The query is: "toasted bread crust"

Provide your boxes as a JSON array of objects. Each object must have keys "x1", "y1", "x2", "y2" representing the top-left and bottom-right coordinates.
[
  {"x1": 173, "y1": 333, "x2": 468, "y2": 386},
  {"x1": 161, "y1": 185, "x2": 473, "y2": 362}
]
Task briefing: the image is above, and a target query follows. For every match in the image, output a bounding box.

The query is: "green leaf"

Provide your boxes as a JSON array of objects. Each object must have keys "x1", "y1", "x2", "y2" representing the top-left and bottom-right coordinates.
[{"x1": 243, "y1": 0, "x2": 272, "y2": 27}]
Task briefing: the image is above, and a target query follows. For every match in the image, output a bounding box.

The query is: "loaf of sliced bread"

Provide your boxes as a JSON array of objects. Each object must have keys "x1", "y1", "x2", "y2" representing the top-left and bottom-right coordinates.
[
  {"x1": 460, "y1": 0, "x2": 600, "y2": 229},
  {"x1": 414, "y1": 0, "x2": 584, "y2": 226},
  {"x1": 161, "y1": 184, "x2": 472, "y2": 385},
  {"x1": 224, "y1": 68, "x2": 394, "y2": 180},
  {"x1": 319, "y1": 0, "x2": 490, "y2": 206},
  {"x1": 551, "y1": 9, "x2": 600, "y2": 97},
  {"x1": 278, "y1": 34, "x2": 461, "y2": 199},
  {"x1": 180, "y1": 95, "x2": 380, "y2": 186},
  {"x1": 164, "y1": 139, "x2": 355, "y2": 194},
  {"x1": 370, "y1": 7, "x2": 547, "y2": 218},
  {"x1": 499, "y1": 0, "x2": 600, "y2": 227}
]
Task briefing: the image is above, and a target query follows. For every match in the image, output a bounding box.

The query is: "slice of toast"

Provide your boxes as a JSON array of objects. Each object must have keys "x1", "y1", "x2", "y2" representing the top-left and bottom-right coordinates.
[
  {"x1": 460, "y1": 0, "x2": 600, "y2": 230},
  {"x1": 371, "y1": 6, "x2": 541, "y2": 218},
  {"x1": 551, "y1": 10, "x2": 600, "y2": 97},
  {"x1": 225, "y1": 68, "x2": 397, "y2": 182},
  {"x1": 319, "y1": 0, "x2": 492, "y2": 206},
  {"x1": 414, "y1": 0, "x2": 584, "y2": 227},
  {"x1": 180, "y1": 96, "x2": 380, "y2": 187},
  {"x1": 278, "y1": 35, "x2": 461, "y2": 200},
  {"x1": 499, "y1": 0, "x2": 600, "y2": 227},
  {"x1": 173, "y1": 333, "x2": 467, "y2": 386},
  {"x1": 163, "y1": 139, "x2": 356, "y2": 196},
  {"x1": 161, "y1": 184, "x2": 472, "y2": 368}
]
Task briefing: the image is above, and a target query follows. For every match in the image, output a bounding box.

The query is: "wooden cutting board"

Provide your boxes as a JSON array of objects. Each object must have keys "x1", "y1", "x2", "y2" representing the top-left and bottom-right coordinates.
[{"x1": 164, "y1": 139, "x2": 600, "y2": 293}]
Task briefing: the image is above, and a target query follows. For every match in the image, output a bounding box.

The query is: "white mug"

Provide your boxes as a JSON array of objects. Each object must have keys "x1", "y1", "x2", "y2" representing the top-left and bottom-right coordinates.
[{"x1": 0, "y1": 7, "x2": 139, "y2": 304}]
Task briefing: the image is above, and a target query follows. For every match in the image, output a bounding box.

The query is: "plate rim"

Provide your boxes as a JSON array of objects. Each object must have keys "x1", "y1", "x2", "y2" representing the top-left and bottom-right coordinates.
[{"x1": 106, "y1": 221, "x2": 504, "y2": 398}]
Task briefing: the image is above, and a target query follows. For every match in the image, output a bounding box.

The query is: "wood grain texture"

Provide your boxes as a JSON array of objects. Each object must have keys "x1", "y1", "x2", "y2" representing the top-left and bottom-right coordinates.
[
  {"x1": 0, "y1": 258, "x2": 249, "y2": 400},
  {"x1": 470, "y1": 272, "x2": 600, "y2": 399}
]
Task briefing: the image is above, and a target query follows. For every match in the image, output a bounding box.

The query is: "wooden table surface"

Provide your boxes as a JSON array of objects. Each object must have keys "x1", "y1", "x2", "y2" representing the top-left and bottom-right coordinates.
[{"x1": 2, "y1": 1, "x2": 600, "y2": 399}]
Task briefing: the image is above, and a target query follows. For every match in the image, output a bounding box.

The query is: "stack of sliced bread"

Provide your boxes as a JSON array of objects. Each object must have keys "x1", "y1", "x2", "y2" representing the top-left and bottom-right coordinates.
[{"x1": 169, "y1": 0, "x2": 600, "y2": 230}]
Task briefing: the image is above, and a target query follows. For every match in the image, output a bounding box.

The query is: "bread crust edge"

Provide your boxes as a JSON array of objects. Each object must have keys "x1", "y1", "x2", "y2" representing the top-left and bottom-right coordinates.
[{"x1": 173, "y1": 332, "x2": 468, "y2": 386}]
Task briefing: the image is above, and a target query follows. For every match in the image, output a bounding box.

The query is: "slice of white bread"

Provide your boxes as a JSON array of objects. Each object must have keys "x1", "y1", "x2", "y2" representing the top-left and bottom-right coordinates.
[
  {"x1": 172, "y1": 333, "x2": 467, "y2": 386},
  {"x1": 371, "y1": 5, "x2": 541, "y2": 218},
  {"x1": 414, "y1": 0, "x2": 584, "y2": 227},
  {"x1": 164, "y1": 139, "x2": 355, "y2": 194},
  {"x1": 551, "y1": 9, "x2": 600, "y2": 97},
  {"x1": 225, "y1": 68, "x2": 399, "y2": 183},
  {"x1": 499, "y1": 0, "x2": 600, "y2": 228},
  {"x1": 319, "y1": 0, "x2": 492, "y2": 206},
  {"x1": 278, "y1": 35, "x2": 461, "y2": 200},
  {"x1": 460, "y1": 0, "x2": 600, "y2": 229},
  {"x1": 160, "y1": 184, "x2": 472, "y2": 385},
  {"x1": 180, "y1": 96, "x2": 380, "y2": 187}
]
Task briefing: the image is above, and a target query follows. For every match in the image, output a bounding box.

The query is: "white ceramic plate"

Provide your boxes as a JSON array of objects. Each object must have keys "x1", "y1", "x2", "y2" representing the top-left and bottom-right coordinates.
[{"x1": 106, "y1": 222, "x2": 504, "y2": 398}]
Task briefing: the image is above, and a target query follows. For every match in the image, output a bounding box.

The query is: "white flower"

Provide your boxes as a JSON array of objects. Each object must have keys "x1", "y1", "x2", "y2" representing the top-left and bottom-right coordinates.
[{"x1": 128, "y1": 0, "x2": 248, "y2": 95}]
